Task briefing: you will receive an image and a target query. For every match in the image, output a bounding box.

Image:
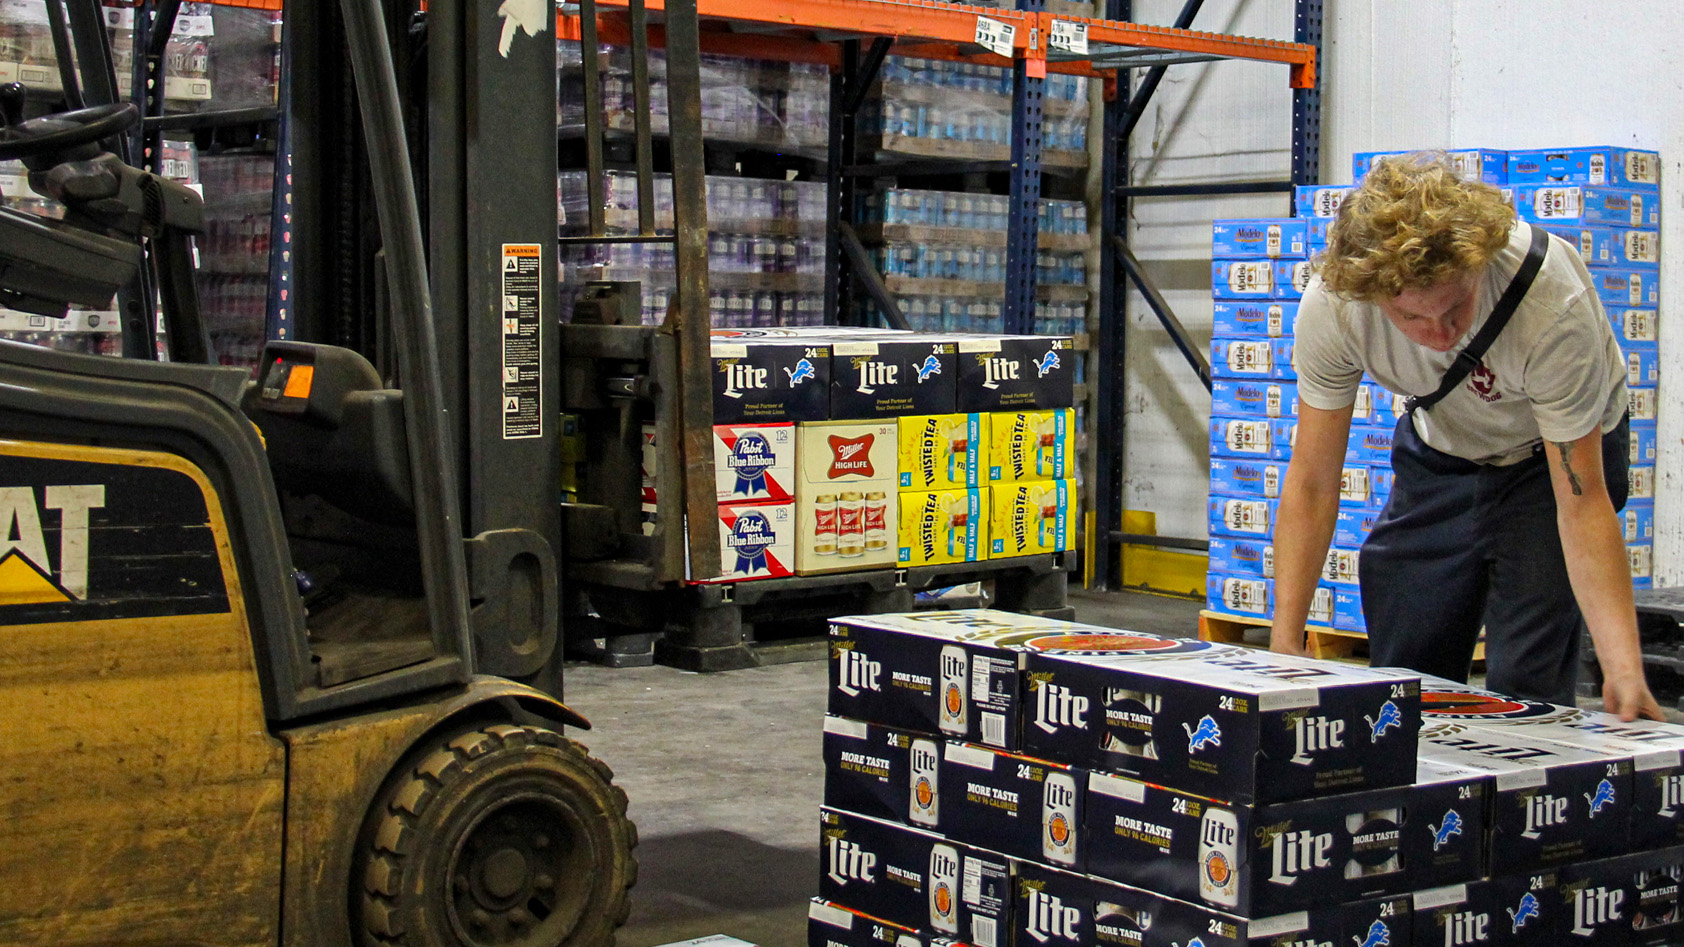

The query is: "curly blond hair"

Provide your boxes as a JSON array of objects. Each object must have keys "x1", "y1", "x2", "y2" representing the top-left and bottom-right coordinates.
[{"x1": 1319, "y1": 152, "x2": 1516, "y2": 301}]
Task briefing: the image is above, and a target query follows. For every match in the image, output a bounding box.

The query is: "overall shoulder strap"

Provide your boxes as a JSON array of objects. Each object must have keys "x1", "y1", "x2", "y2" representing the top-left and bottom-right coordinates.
[{"x1": 1406, "y1": 224, "x2": 1550, "y2": 415}]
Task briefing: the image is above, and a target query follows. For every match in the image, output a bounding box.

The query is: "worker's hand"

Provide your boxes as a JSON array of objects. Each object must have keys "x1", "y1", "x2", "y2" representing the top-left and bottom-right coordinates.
[
  {"x1": 1269, "y1": 625, "x2": 1308, "y2": 657},
  {"x1": 1602, "y1": 671, "x2": 1666, "y2": 722}
]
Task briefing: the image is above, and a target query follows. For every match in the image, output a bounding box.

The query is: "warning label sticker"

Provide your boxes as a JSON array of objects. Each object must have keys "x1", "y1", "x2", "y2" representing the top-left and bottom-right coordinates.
[{"x1": 500, "y1": 243, "x2": 543, "y2": 439}]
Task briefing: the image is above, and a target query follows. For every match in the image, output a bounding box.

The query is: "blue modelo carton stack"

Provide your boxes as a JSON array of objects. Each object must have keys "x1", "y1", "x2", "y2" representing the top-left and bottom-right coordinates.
[{"x1": 1511, "y1": 146, "x2": 1662, "y2": 590}]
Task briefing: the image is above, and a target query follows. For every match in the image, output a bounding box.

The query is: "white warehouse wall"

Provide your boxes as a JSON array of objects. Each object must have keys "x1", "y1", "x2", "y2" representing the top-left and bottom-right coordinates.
[{"x1": 1119, "y1": 0, "x2": 1684, "y2": 581}]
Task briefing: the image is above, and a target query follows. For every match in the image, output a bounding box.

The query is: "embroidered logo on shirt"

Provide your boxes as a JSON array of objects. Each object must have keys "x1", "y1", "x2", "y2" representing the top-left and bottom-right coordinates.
[{"x1": 1467, "y1": 361, "x2": 1503, "y2": 402}]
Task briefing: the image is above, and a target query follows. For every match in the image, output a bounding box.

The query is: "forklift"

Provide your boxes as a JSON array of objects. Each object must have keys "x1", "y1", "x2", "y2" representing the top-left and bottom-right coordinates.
[{"x1": 0, "y1": 1, "x2": 655, "y2": 944}]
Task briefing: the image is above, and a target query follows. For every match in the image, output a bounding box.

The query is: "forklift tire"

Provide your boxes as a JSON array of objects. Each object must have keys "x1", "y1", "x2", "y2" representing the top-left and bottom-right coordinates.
[{"x1": 356, "y1": 724, "x2": 637, "y2": 947}]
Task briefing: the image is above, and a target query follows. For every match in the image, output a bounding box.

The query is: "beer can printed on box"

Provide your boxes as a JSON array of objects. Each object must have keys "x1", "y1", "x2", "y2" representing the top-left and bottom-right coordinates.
[
  {"x1": 1212, "y1": 300, "x2": 1299, "y2": 338},
  {"x1": 985, "y1": 408, "x2": 1073, "y2": 483},
  {"x1": 1506, "y1": 147, "x2": 1661, "y2": 190},
  {"x1": 698, "y1": 501, "x2": 794, "y2": 583},
  {"x1": 1212, "y1": 259, "x2": 1276, "y2": 299},
  {"x1": 1631, "y1": 463, "x2": 1656, "y2": 498},
  {"x1": 1627, "y1": 347, "x2": 1661, "y2": 386},
  {"x1": 1212, "y1": 337, "x2": 1295, "y2": 381},
  {"x1": 1212, "y1": 218, "x2": 1308, "y2": 259},
  {"x1": 1294, "y1": 184, "x2": 1356, "y2": 218},
  {"x1": 1611, "y1": 309, "x2": 1659, "y2": 348},
  {"x1": 713, "y1": 422, "x2": 795, "y2": 502},
  {"x1": 942, "y1": 742, "x2": 1086, "y2": 869},
  {"x1": 796, "y1": 420, "x2": 899, "y2": 574},
  {"x1": 821, "y1": 716, "x2": 943, "y2": 830},
  {"x1": 1274, "y1": 259, "x2": 1313, "y2": 299},
  {"x1": 1212, "y1": 378, "x2": 1298, "y2": 419},
  {"x1": 898, "y1": 413, "x2": 983, "y2": 490},
  {"x1": 1209, "y1": 494, "x2": 1278, "y2": 539},
  {"x1": 1558, "y1": 848, "x2": 1684, "y2": 946},
  {"x1": 1632, "y1": 422, "x2": 1658, "y2": 463},
  {"x1": 1210, "y1": 457, "x2": 1287, "y2": 501},
  {"x1": 1207, "y1": 572, "x2": 1271, "y2": 619},
  {"x1": 1211, "y1": 416, "x2": 1298, "y2": 462},
  {"x1": 898, "y1": 487, "x2": 987, "y2": 567},
  {"x1": 989, "y1": 478, "x2": 1074, "y2": 558}
]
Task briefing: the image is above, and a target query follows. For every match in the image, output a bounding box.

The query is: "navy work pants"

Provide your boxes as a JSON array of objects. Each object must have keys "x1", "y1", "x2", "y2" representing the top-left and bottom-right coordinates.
[{"x1": 1359, "y1": 413, "x2": 1629, "y2": 705}]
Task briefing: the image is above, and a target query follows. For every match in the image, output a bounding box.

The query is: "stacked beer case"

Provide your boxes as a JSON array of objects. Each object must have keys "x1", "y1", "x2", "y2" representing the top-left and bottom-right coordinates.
[
  {"x1": 675, "y1": 328, "x2": 1076, "y2": 582},
  {"x1": 1511, "y1": 146, "x2": 1662, "y2": 590}
]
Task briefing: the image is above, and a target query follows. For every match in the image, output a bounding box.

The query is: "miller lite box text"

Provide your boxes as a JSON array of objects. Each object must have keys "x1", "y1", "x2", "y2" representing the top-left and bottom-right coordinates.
[
  {"x1": 1213, "y1": 300, "x2": 1299, "y2": 339},
  {"x1": 1273, "y1": 259, "x2": 1313, "y2": 299},
  {"x1": 1213, "y1": 259, "x2": 1278, "y2": 300},
  {"x1": 1213, "y1": 218, "x2": 1309, "y2": 259},
  {"x1": 1348, "y1": 425, "x2": 1395, "y2": 466},
  {"x1": 1611, "y1": 309, "x2": 1659, "y2": 348},
  {"x1": 1356, "y1": 149, "x2": 1508, "y2": 185},
  {"x1": 1212, "y1": 337, "x2": 1297, "y2": 382},
  {"x1": 1014, "y1": 859, "x2": 1414, "y2": 947},
  {"x1": 898, "y1": 488, "x2": 988, "y2": 566},
  {"x1": 796, "y1": 420, "x2": 899, "y2": 574},
  {"x1": 1211, "y1": 457, "x2": 1288, "y2": 500},
  {"x1": 1626, "y1": 347, "x2": 1661, "y2": 387},
  {"x1": 818, "y1": 808, "x2": 1011, "y2": 944},
  {"x1": 829, "y1": 337, "x2": 958, "y2": 419},
  {"x1": 1209, "y1": 536, "x2": 1274, "y2": 579},
  {"x1": 985, "y1": 408, "x2": 1074, "y2": 483},
  {"x1": 1019, "y1": 647, "x2": 1422, "y2": 804},
  {"x1": 823, "y1": 716, "x2": 944, "y2": 830},
  {"x1": 953, "y1": 335, "x2": 1074, "y2": 412},
  {"x1": 714, "y1": 422, "x2": 795, "y2": 502},
  {"x1": 807, "y1": 899, "x2": 926, "y2": 947},
  {"x1": 1082, "y1": 760, "x2": 1485, "y2": 916},
  {"x1": 1211, "y1": 417, "x2": 1298, "y2": 462},
  {"x1": 1207, "y1": 572, "x2": 1272, "y2": 620},
  {"x1": 1295, "y1": 184, "x2": 1357, "y2": 218},
  {"x1": 988, "y1": 478, "x2": 1075, "y2": 558},
  {"x1": 1590, "y1": 268, "x2": 1660, "y2": 310},
  {"x1": 1209, "y1": 494, "x2": 1279, "y2": 540},
  {"x1": 941, "y1": 742, "x2": 1086, "y2": 869},
  {"x1": 899, "y1": 413, "x2": 985, "y2": 490},
  {"x1": 1213, "y1": 379, "x2": 1298, "y2": 419},
  {"x1": 1556, "y1": 847, "x2": 1684, "y2": 945},
  {"x1": 697, "y1": 500, "x2": 795, "y2": 582},
  {"x1": 1419, "y1": 721, "x2": 1634, "y2": 873},
  {"x1": 710, "y1": 338, "x2": 830, "y2": 424},
  {"x1": 1515, "y1": 185, "x2": 1659, "y2": 228},
  {"x1": 1631, "y1": 422, "x2": 1658, "y2": 463},
  {"x1": 1411, "y1": 870, "x2": 1561, "y2": 947},
  {"x1": 1505, "y1": 147, "x2": 1661, "y2": 190}
]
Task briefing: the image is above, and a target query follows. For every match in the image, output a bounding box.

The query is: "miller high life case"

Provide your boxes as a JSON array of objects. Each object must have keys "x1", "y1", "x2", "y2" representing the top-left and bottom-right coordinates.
[
  {"x1": 941, "y1": 742, "x2": 1085, "y2": 870},
  {"x1": 828, "y1": 337, "x2": 959, "y2": 419},
  {"x1": 828, "y1": 610, "x2": 1240, "y2": 751},
  {"x1": 1083, "y1": 758, "x2": 1485, "y2": 917},
  {"x1": 987, "y1": 478, "x2": 1075, "y2": 558},
  {"x1": 796, "y1": 420, "x2": 899, "y2": 575},
  {"x1": 713, "y1": 422, "x2": 795, "y2": 502},
  {"x1": 898, "y1": 413, "x2": 985, "y2": 490},
  {"x1": 952, "y1": 335, "x2": 1075, "y2": 412},
  {"x1": 818, "y1": 808, "x2": 1011, "y2": 947},
  {"x1": 807, "y1": 900, "x2": 926, "y2": 947},
  {"x1": 697, "y1": 500, "x2": 795, "y2": 582},
  {"x1": 898, "y1": 488, "x2": 988, "y2": 567},
  {"x1": 710, "y1": 338, "x2": 830, "y2": 424},
  {"x1": 822, "y1": 716, "x2": 943, "y2": 830},
  {"x1": 1412, "y1": 871, "x2": 1562, "y2": 947},
  {"x1": 1419, "y1": 721, "x2": 1634, "y2": 873},
  {"x1": 1018, "y1": 648, "x2": 1423, "y2": 804},
  {"x1": 985, "y1": 408, "x2": 1074, "y2": 483},
  {"x1": 1556, "y1": 847, "x2": 1684, "y2": 945}
]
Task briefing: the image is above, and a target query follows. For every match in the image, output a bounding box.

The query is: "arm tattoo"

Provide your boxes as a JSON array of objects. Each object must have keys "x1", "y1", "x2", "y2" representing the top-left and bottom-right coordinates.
[{"x1": 1552, "y1": 440, "x2": 1585, "y2": 496}]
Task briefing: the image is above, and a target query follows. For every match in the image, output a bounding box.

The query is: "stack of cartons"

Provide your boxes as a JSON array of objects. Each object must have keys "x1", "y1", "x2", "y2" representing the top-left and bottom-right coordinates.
[
  {"x1": 814, "y1": 609, "x2": 1493, "y2": 947},
  {"x1": 1511, "y1": 146, "x2": 1662, "y2": 590}
]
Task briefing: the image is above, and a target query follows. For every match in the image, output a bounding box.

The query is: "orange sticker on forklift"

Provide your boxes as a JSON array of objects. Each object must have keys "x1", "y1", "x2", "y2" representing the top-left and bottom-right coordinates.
[{"x1": 283, "y1": 364, "x2": 314, "y2": 399}]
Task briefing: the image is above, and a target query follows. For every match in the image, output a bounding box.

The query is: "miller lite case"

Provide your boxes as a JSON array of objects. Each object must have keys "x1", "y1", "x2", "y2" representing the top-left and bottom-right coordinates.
[
  {"x1": 795, "y1": 420, "x2": 899, "y2": 575},
  {"x1": 822, "y1": 716, "x2": 943, "y2": 829},
  {"x1": 807, "y1": 900, "x2": 926, "y2": 947},
  {"x1": 953, "y1": 335, "x2": 1075, "y2": 412},
  {"x1": 697, "y1": 500, "x2": 795, "y2": 582},
  {"x1": 1082, "y1": 759, "x2": 1485, "y2": 916},
  {"x1": 1557, "y1": 847, "x2": 1684, "y2": 945},
  {"x1": 1019, "y1": 648, "x2": 1422, "y2": 804},
  {"x1": 985, "y1": 408, "x2": 1074, "y2": 483},
  {"x1": 940, "y1": 742, "x2": 1085, "y2": 869},
  {"x1": 710, "y1": 338, "x2": 830, "y2": 424},
  {"x1": 1419, "y1": 721, "x2": 1634, "y2": 873},
  {"x1": 828, "y1": 337, "x2": 958, "y2": 419},
  {"x1": 818, "y1": 808, "x2": 1010, "y2": 945},
  {"x1": 714, "y1": 422, "x2": 795, "y2": 502},
  {"x1": 1412, "y1": 871, "x2": 1561, "y2": 947}
]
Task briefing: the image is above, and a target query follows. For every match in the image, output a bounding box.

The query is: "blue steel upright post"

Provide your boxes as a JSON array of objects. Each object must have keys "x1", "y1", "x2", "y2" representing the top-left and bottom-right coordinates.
[{"x1": 1004, "y1": 1, "x2": 1045, "y2": 335}]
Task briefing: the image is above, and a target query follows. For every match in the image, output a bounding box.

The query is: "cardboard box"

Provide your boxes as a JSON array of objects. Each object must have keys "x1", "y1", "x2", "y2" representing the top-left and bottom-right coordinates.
[
  {"x1": 1505, "y1": 147, "x2": 1661, "y2": 190},
  {"x1": 828, "y1": 337, "x2": 958, "y2": 419},
  {"x1": 1207, "y1": 572, "x2": 1272, "y2": 621},
  {"x1": 987, "y1": 478, "x2": 1075, "y2": 558},
  {"x1": 1348, "y1": 425, "x2": 1396, "y2": 465},
  {"x1": 795, "y1": 420, "x2": 899, "y2": 575},
  {"x1": 1610, "y1": 309, "x2": 1659, "y2": 349},
  {"x1": 1211, "y1": 416, "x2": 1297, "y2": 462},
  {"x1": 1212, "y1": 379, "x2": 1298, "y2": 419},
  {"x1": 1210, "y1": 457, "x2": 1288, "y2": 500},
  {"x1": 1589, "y1": 268, "x2": 1661, "y2": 309},
  {"x1": 1626, "y1": 348, "x2": 1661, "y2": 387},
  {"x1": 806, "y1": 900, "x2": 926, "y2": 947},
  {"x1": 1610, "y1": 228, "x2": 1662, "y2": 268},
  {"x1": 1631, "y1": 422, "x2": 1658, "y2": 463},
  {"x1": 942, "y1": 742, "x2": 1085, "y2": 869},
  {"x1": 1212, "y1": 218, "x2": 1309, "y2": 259},
  {"x1": 1631, "y1": 463, "x2": 1656, "y2": 500},
  {"x1": 1209, "y1": 536, "x2": 1273, "y2": 579},
  {"x1": 1541, "y1": 225, "x2": 1617, "y2": 267},
  {"x1": 1515, "y1": 184, "x2": 1660, "y2": 228},
  {"x1": 1212, "y1": 300, "x2": 1299, "y2": 338},
  {"x1": 1412, "y1": 870, "x2": 1562, "y2": 947},
  {"x1": 1631, "y1": 387, "x2": 1659, "y2": 422},
  {"x1": 1419, "y1": 721, "x2": 1634, "y2": 873},
  {"x1": 822, "y1": 716, "x2": 943, "y2": 830},
  {"x1": 1322, "y1": 545, "x2": 1362, "y2": 587},
  {"x1": 984, "y1": 409, "x2": 1074, "y2": 483},
  {"x1": 817, "y1": 808, "x2": 1011, "y2": 943},
  {"x1": 1273, "y1": 259, "x2": 1314, "y2": 299},
  {"x1": 1337, "y1": 506, "x2": 1381, "y2": 548},
  {"x1": 1211, "y1": 337, "x2": 1297, "y2": 381},
  {"x1": 692, "y1": 501, "x2": 796, "y2": 582},
  {"x1": 1632, "y1": 542, "x2": 1654, "y2": 589},
  {"x1": 1557, "y1": 848, "x2": 1684, "y2": 945},
  {"x1": 711, "y1": 337, "x2": 831, "y2": 423},
  {"x1": 1306, "y1": 215, "x2": 1333, "y2": 249},
  {"x1": 1083, "y1": 758, "x2": 1485, "y2": 915},
  {"x1": 1353, "y1": 380, "x2": 1406, "y2": 428},
  {"x1": 714, "y1": 422, "x2": 796, "y2": 502},
  {"x1": 1294, "y1": 184, "x2": 1356, "y2": 218},
  {"x1": 1341, "y1": 463, "x2": 1379, "y2": 508},
  {"x1": 1209, "y1": 494, "x2": 1279, "y2": 541},
  {"x1": 1334, "y1": 587, "x2": 1367, "y2": 633},
  {"x1": 897, "y1": 413, "x2": 984, "y2": 491},
  {"x1": 1372, "y1": 466, "x2": 1396, "y2": 503},
  {"x1": 1019, "y1": 647, "x2": 1422, "y2": 804},
  {"x1": 1356, "y1": 148, "x2": 1508, "y2": 185},
  {"x1": 898, "y1": 488, "x2": 988, "y2": 566},
  {"x1": 1212, "y1": 259, "x2": 1278, "y2": 300},
  {"x1": 952, "y1": 335, "x2": 1075, "y2": 412}
]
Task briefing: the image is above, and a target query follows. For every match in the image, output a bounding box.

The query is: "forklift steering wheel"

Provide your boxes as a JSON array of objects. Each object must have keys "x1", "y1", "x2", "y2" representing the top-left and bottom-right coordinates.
[{"x1": 0, "y1": 102, "x2": 138, "y2": 162}]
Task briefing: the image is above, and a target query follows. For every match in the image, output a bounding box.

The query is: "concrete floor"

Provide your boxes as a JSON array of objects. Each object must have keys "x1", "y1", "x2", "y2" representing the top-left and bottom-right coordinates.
[{"x1": 561, "y1": 587, "x2": 1204, "y2": 947}]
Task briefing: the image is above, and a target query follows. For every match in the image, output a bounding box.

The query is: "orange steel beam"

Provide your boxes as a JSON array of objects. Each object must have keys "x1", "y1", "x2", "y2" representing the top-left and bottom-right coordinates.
[
  {"x1": 560, "y1": 13, "x2": 843, "y2": 67},
  {"x1": 1044, "y1": 14, "x2": 1316, "y2": 88},
  {"x1": 586, "y1": 0, "x2": 1035, "y2": 50}
]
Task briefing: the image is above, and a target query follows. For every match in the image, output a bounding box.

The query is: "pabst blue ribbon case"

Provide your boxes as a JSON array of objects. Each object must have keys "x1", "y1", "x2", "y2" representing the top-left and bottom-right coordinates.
[
  {"x1": 713, "y1": 422, "x2": 795, "y2": 502},
  {"x1": 953, "y1": 336, "x2": 1075, "y2": 412},
  {"x1": 807, "y1": 900, "x2": 926, "y2": 947},
  {"x1": 1412, "y1": 871, "x2": 1562, "y2": 947},
  {"x1": 1082, "y1": 758, "x2": 1485, "y2": 916},
  {"x1": 699, "y1": 500, "x2": 795, "y2": 582},
  {"x1": 1017, "y1": 648, "x2": 1422, "y2": 804},
  {"x1": 711, "y1": 338, "x2": 830, "y2": 424},
  {"x1": 818, "y1": 808, "x2": 1010, "y2": 945},
  {"x1": 940, "y1": 742, "x2": 1085, "y2": 870},
  {"x1": 1419, "y1": 721, "x2": 1634, "y2": 873},
  {"x1": 822, "y1": 716, "x2": 943, "y2": 830},
  {"x1": 828, "y1": 338, "x2": 958, "y2": 419},
  {"x1": 1556, "y1": 847, "x2": 1684, "y2": 945}
]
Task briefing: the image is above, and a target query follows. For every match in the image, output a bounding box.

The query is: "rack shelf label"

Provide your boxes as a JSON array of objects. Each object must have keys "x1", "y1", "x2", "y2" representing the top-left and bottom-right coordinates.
[
  {"x1": 1049, "y1": 19, "x2": 1088, "y2": 55},
  {"x1": 974, "y1": 16, "x2": 1015, "y2": 58}
]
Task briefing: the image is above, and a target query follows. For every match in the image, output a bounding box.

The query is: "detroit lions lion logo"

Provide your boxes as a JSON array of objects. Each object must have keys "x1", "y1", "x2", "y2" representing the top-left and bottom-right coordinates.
[
  {"x1": 1430, "y1": 810, "x2": 1463, "y2": 851},
  {"x1": 785, "y1": 358, "x2": 816, "y2": 385},
  {"x1": 1585, "y1": 779, "x2": 1616, "y2": 817},
  {"x1": 1507, "y1": 893, "x2": 1540, "y2": 932},
  {"x1": 1183, "y1": 715, "x2": 1221, "y2": 753},
  {"x1": 1352, "y1": 920, "x2": 1390, "y2": 947},
  {"x1": 1034, "y1": 349, "x2": 1061, "y2": 378},
  {"x1": 915, "y1": 354, "x2": 942, "y2": 383},
  {"x1": 1365, "y1": 700, "x2": 1403, "y2": 743}
]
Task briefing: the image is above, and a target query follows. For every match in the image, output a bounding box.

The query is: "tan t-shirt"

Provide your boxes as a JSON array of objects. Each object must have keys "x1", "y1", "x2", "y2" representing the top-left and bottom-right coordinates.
[{"x1": 1294, "y1": 223, "x2": 1629, "y2": 466}]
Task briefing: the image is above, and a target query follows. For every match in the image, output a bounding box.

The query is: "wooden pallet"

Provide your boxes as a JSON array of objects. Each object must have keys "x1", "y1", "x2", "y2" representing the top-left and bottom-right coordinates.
[{"x1": 1198, "y1": 610, "x2": 1486, "y2": 664}]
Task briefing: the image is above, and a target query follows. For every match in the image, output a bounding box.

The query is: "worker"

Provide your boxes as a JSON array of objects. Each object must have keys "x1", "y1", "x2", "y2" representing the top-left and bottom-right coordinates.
[{"x1": 1269, "y1": 152, "x2": 1662, "y2": 722}]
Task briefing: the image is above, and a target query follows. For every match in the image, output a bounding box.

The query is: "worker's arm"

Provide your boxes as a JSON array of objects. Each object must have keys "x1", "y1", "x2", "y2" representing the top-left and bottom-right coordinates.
[
  {"x1": 1543, "y1": 427, "x2": 1663, "y2": 721},
  {"x1": 1269, "y1": 403, "x2": 1354, "y2": 655}
]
